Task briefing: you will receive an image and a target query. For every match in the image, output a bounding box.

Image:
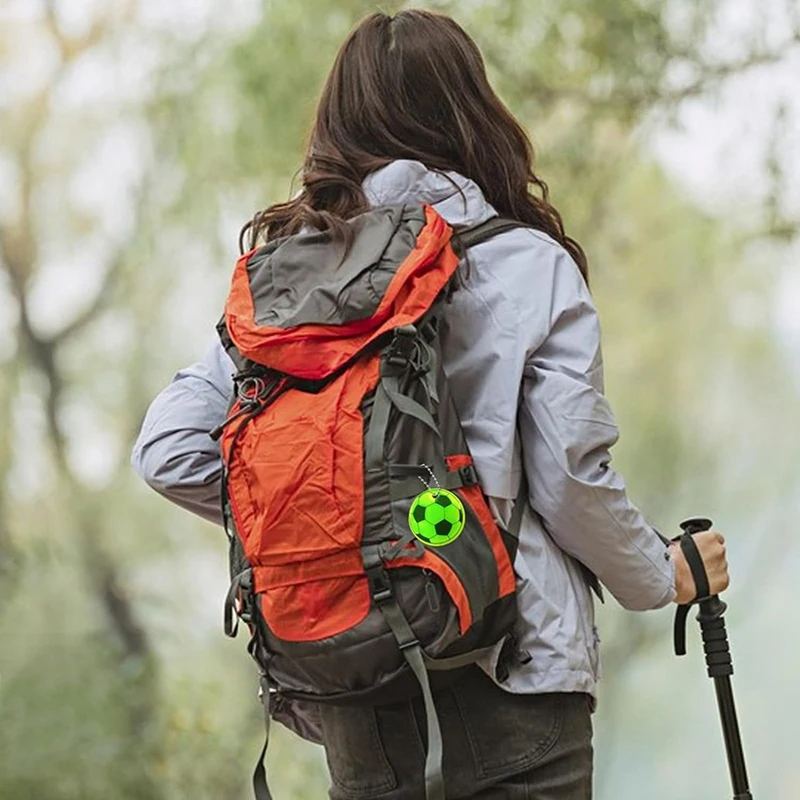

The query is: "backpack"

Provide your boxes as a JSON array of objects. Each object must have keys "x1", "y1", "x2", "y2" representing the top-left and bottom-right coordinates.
[{"x1": 214, "y1": 204, "x2": 529, "y2": 800}]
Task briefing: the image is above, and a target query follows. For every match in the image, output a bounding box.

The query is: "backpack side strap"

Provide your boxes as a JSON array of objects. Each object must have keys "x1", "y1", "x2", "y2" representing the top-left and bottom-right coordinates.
[
  {"x1": 452, "y1": 217, "x2": 535, "y2": 254},
  {"x1": 253, "y1": 674, "x2": 274, "y2": 800},
  {"x1": 362, "y1": 547, "x2": 446, "y2": 800}
]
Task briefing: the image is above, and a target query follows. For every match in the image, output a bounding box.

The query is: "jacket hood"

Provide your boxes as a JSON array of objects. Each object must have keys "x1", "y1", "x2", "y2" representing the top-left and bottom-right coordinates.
[{"x1": 362, "y1": 159, "x2": 496, "y2": 229}]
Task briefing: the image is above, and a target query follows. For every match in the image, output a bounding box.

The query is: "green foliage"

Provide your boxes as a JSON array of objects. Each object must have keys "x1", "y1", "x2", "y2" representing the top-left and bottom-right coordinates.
[{"x1": 0, "y1": 560, "x2": 160, "y2": 800}]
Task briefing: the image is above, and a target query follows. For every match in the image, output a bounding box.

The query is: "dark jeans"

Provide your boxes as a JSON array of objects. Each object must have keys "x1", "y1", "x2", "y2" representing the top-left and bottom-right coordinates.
[{"x1": 319, "y1": 666, "x2": 593, "y2": 799}]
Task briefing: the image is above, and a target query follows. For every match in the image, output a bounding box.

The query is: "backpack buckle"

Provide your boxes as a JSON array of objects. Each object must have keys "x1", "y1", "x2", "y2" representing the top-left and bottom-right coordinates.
[
  {"x1": 363, "y1": 546, "x2": 394, "y2": 603},
  {"x1": 459, "y1": 464, "x2": 478, "y2": 486},
  {"x1": 366, "y1": 567, "x2": 393, "y2": 604},
  {"x1": 386, "y1": 325, "x2": 418, "y2": 366}
]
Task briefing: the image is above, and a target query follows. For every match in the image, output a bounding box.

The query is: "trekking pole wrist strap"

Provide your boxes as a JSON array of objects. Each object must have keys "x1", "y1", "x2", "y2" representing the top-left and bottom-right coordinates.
[
  {"x1": 672, "y1": 518, "x2": 715, "y2": 656},
  {"x1": 677, "y1": 532, "x2": 711, "y2": 601}
]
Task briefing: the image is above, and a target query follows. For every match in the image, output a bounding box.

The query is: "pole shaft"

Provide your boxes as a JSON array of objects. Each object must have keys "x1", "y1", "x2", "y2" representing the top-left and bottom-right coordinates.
[
  {"x1": 713, "y1": 676, "x2": 751, "y2": 796},
  {"x1": 677, "y1": 521, "x2": 753, "y2": 798}
]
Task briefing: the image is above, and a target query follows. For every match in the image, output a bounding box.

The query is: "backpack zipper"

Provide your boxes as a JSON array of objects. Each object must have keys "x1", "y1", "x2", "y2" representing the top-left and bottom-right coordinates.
[{"x1": 423, "y1": 568, "x2": 440, "y2": 613}]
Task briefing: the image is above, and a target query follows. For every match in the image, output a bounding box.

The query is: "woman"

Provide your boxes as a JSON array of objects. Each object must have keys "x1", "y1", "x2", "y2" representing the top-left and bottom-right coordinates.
[{"x1": 132, "y1": 10, "x2": 729, "y2": 799}]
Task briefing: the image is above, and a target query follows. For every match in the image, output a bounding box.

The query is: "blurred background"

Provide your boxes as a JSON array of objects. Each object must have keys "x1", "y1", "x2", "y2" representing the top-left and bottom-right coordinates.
[{"x1": 1, "y1": 0, "x2": 798, "y2": 797}]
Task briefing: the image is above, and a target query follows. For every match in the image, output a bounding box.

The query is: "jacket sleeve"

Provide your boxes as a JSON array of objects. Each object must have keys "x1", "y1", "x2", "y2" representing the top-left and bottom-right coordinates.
[
  {"x1": 131, "y1": 338, "x2": 235, "y2": 525},
  {"x1": 518, "y1": 246, "x2": 675, "y2": 611}
]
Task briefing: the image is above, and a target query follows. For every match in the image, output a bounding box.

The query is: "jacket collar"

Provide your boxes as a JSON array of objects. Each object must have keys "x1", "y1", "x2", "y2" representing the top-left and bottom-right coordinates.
[{"x1": 362, "y1": 159, "x2": 496, "y2": 228}]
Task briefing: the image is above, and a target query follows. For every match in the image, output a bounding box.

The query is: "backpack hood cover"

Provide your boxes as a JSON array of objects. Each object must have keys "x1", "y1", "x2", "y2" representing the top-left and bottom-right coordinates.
[{"x1": 222, "y1": 204, "x2": 458, "y2": 379}]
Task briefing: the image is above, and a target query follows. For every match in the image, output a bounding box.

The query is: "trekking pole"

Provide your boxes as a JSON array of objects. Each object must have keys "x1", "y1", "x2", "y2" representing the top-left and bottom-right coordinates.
[{"x1": 673, "y1": 517, "x2": 753, "y2": 800}]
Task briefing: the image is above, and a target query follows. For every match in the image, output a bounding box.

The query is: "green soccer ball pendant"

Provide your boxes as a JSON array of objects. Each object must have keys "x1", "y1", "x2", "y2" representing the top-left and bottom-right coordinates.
[{"x1": 408, "y1": 488, "x2": 466, "y2": 546}]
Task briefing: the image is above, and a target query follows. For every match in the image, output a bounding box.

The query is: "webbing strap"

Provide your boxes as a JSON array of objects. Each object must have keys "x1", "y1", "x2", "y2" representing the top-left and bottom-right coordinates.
[
  {"x1": 404, "y1": 644, "x2": 445, "y2": 800},
  {"x1": 365, "y1": 374, "x2": 442, "y2": 472},
  {"x1": 382, "y1": 375, "x2": 440, "y2": 434},
  {"x1": 364, "y1": 379, "x2": 392, "y2": 471},
  {"x1": 423, "y1": 643, "x2": 498, "y2": 671},
  {"x1": 252, "y1": 677, "x2": 273, "y2": 800},
  {"x1": 223, "y1": 575, "x2": 241, "y2": 639},
  {"x1": 378, "y1": 598, "x2": 445, "y2": 800},
  {"x1": 381, "y1": 531, "x2": 426, "y2": 562},
  {"x1": 252, "y1": 738, "x2": 271, "y2": 800},
  {"x1": 421, "y1": 339, "x2": 439, "y2": 405},
  {"x1": 453, "y1": 217, "x2": 533, "y2": 253},
  {"x1": 223, "y1": 568, "x2": 253, "y2": 638}
]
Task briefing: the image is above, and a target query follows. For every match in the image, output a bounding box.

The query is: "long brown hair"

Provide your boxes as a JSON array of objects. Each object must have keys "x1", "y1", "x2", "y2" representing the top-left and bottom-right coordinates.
[{"x1": 241, "y1": 9, "x2": 588, "y2": 281}]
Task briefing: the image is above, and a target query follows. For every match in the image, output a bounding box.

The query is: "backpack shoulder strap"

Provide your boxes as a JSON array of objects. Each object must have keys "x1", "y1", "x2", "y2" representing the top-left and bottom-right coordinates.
[{"x1": 453, "y1": 216, "x2": 534, "y2": 252}]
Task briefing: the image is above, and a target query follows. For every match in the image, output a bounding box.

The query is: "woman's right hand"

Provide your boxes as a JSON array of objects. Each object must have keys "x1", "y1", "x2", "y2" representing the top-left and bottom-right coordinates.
[{"x1": 669, "y1": 531, "x2": 730, "y2": 604}]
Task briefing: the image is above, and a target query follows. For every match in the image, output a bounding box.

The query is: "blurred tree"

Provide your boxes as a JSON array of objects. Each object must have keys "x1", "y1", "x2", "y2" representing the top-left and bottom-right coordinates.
[{"x1": 0, "y1": 2, "x2": 166, "y2": 798}]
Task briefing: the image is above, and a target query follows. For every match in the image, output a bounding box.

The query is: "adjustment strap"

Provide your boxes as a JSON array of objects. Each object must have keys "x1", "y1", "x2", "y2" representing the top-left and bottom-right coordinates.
[
  {"x1": 252, "y1": 675, "x2": 274, "y2": 800},
  {"x1": 365, "y1": 374, "x2": 443, "y2": 472},
  {"x1": 378, "y1": 597, "x2": 445, "y2": 800},
  {"x1": 382, "y1": 375, "x2": 440, "y2": 434},
  {"x1": 422, "y1": 340, "x2": 439, "y2": 405},
  {"x1": 220, "y1": 465, "x2": 235, "y2": 542},
  {"x1": 365, "y1": 379, "x2": 393, "y2": 471},
  {"x1": 381, "y1": 532, "x2": 426, "y2": 562},
  {"x1": 403, "y1": 643, "x2": 445, "y2": 800},
  {"x1": 362, "y1": 551, "x2": 445, "y2": 800},
  {"x1": 223, "y1": 576, "x2": 240, "y2": 639},
  {"x1": 423, "y1": 644, "x2": 498, "y2": 671},
  {"x1": 223, "y1": 568, "x2": 252, "y2": 638}
]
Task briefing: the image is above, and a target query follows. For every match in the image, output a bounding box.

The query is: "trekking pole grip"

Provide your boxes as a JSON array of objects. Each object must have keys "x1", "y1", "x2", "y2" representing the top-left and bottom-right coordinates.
[
  {"x1": 673, "y1": 518, "x2": 729, "y2": 660},
  {"x1": 679, "y1": 518, "x2": 732, "y2": 677}
]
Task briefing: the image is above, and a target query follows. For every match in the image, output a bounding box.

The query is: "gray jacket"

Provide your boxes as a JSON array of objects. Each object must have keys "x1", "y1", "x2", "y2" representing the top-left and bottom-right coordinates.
[{"x1": 132, "y1": 159, "x2": 675, "y2": 701}]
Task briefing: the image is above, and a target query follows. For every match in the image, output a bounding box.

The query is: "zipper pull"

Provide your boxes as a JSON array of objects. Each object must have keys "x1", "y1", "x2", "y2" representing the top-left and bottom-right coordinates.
[
  {"x1": 423, "y1": 569, "x2": 440, "y2": 613},
  {"x1": 209, "y1": 401, "x2": 257, "y2": 441}
]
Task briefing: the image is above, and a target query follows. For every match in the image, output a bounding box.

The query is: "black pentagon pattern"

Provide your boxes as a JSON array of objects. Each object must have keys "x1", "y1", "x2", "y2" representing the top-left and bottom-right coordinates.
[
  {"x1": 434, "y1": 519, "x2": 453, "y2": 536},
  {"x1": 413, "y1": 504, "x2": 427, "y2": 523},
  {"x1": 434, "y1": 493, "x2": 452, "y2": 507}
]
